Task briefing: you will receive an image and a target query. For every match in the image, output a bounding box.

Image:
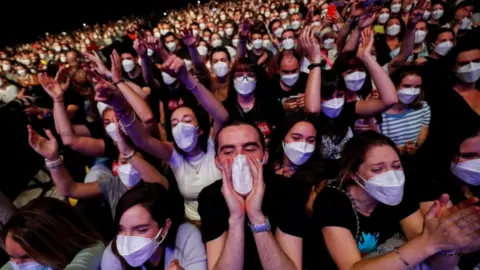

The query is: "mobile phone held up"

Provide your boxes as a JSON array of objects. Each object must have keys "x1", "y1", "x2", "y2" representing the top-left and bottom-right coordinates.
[{"x1": 327, "y1": 5, "x2": 337, "y2": 21}]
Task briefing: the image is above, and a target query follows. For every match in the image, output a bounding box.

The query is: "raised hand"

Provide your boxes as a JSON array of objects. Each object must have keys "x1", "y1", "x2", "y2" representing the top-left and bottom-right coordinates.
[
  {"x1": 358, "y1": 12, "x2": 376, "y2": 29},
  {"x1": 349, "y1": 0, "x2": 366, "y2": 18},
  {"x1": 145, "y1": 35, "x2": 161, "y2": 52},
  {"x1": 300, "y1": 26, "x2": 322, "y2": 63},
  {"x1": 245, "y1": 156, "x2": 266, "y2": 224},
  {"x1": 357, "y1": 27, "x2": 374, "y2": 60},
  {"x1": 408, "y1": 0, "x2": 427, "y2": 25},
  {"x1": 238, "y1": 19, "x2": 251, "y2": 42},
  {"x1": 38, "y1": 72, "x2": 69, "y2": 102},
  {"x1": 181, "y1": 28, "x2": 197, "y2": 47},
  {"x1": 160, "y1": 54, "x2": 188, "y2": 82},
  {"x1": 94, "y1": 80, "x2": 120, "y2": 107},
  {"x1": 133, "y1": 36, "x2": 148, "y2": 57},
  {"x1": 84, "y1": 51, "x2": 109, "y2": 77},
  {"x1": 220, "y1": 159, "x2": 246, "y2": 220},
  {"x1": 27, "y1": 125, "x2": 59, "y2": 160},
  {"x1": 110, "y1": 50, "x2": 123, "y2": 83}
]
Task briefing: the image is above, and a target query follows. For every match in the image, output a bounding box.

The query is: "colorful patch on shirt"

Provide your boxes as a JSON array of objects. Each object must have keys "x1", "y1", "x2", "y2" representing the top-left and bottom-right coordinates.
[{"x1": 357, "y1": 231, "x2": 380, "y2": 255}]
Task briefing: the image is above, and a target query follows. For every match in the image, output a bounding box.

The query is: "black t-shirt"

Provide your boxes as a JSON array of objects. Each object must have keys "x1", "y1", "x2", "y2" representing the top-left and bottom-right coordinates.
[
  {"x1": 270, "y1": 72, "x2": 308, "y2": 101},
  {"x1": 248, "y1": 49, "x2": 274, "y2": 70},
  {"x1": 124, "y1": 72, "x2": 162, "y2": 123},
  {"x1": 198, "y1": 172, "x2": 308, "y2": 270},
  {"x1": 304, "y1": 185, "x2": 418, "y2": 270},
  {"x1": 223, "y1": 97, "x2": 285, "y2": 141}
]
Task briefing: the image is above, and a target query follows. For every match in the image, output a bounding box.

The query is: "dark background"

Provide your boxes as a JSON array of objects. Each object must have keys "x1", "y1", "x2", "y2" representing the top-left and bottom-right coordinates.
[{"x1": 0, "y1": 0, "x2": 198, "y2": 48}]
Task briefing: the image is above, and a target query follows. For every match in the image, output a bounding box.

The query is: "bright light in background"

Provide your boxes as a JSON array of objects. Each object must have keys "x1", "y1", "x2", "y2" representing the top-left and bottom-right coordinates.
[
  {"x1": 83, "y1": 23, "x2": 86, "y2": 27},
  {"x1": 45, "y1": 32, "x2": 49, "y2": 36},
  {"x1": 197, "y1": 0, "x2": 201, "y2": 3},
  {"x1": 164, "y1": 12, "x2": 167, "y2": 15}
]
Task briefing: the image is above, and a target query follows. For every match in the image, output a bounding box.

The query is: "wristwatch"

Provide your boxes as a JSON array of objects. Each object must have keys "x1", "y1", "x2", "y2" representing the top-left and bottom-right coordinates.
[
  {"x1": 308, "y1": 63, "x2": 322, "y2": 70},
  {"x1": 248, "y1": 217, "x2": 271, "y2": 233}
]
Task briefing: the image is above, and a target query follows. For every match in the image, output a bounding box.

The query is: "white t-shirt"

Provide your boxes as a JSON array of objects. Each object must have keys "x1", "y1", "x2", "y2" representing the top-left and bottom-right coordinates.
[{"x1": 169, "y1": 138, "x2": 221, "y2": 221}]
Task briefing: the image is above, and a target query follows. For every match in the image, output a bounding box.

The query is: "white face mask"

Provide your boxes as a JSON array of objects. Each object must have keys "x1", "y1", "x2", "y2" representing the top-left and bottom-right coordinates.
[
  {"x1": 147, "y1": 48, "x2": 154, "y2": 56},
  {"x1": 212, "y1": 39, "x2": 223, "y2": 48},
  {"x1": 423, "y1": 10, "x2": 431, "y2": 20},
  {"x1": 225, "y1": 28, "x2": 234, "y2": 36},
  {"x1": 390, "y1": 3, "x2": 402, "y2": 13},
  {"x1": 122, "y1": 59, "x2": 136, "y2": 72},
  {"x1": 172, "y1": 122, "x2": 199, "y2": 152},
  {"x1": 203, "y1": 36, "x2": 210, "y2": 42},
  {"x1": 160, "y1": 29, "x2": 169, "y2": 36},
  {"x1": 323, "y1": 38, "x2": 335, "y2": 50},
  {"x1": 404, "y1": 4, "x2": 412, "y2": 12},
  {"x1": 116, "y1": 228, "x2": 167, "y2": 267},
  {"x1": 161, "y1": 72, "x2": 177, "y2": 85},
  {"x1": 9, "y1": 261, "x2": 52, "y2": 270},
  {"x1": 18, "y1": 69, "x2": 27, "y2": 76},
  {"x1": 282, "y1": 141, "x2": 315, "y2": 165},
  {"x1": 398, "y1": 87, "x2": 421, "y2": 104},
  {"x1": 192, "y1": 29, "x2": 199, "y2": 37},
  {"x1": 54, "y1": 46, "x2": 62, "y2": 52},
  {"x1": 321, "y1": 97, "x2": 345, "y2": 118},
  {"x1": 321, "y1": 9, "x2": 328, "y2": 18},
  {"x1": 218, "y1": 31, "x2": 225, "y2": 37},
  {"x1": 355, "y1": 170, "x2": 405, "y2": 206},
  {"x1": 263, "y1": 40, "x2": 273, "y2": 49},
  {"x1": 265, "y1": 11, "x2": 271, "y2": 18},
  {"x1": 311, "y1": 21, "x2": 321, "y2": 27},
  {"x1": 232, "y1": 39, "x2": 240, "y2": 47},
  {"x1": 117, "y1": 164, "x2": 142, "y2": 187},
  {"x1": 220, "y1": 14, "x2": 227, "y2": 21},
  {"x1": 105, "y1": 122, "x2": 119, "y2": 142},
  {"x1": 232, "y1": 154, "x2": 253, "y2": 195},
  {"x1": 282, "y1": 38, "x2": 295, "y2": 50},
  {"x1": 460, "y1": 17, "x2": 472, "y2": 30},
  {"x1": 344, "y1": 71, "x2": 367, "y2": 91},
  {"x1": 280, "y1": 12, "x2": 289, "y2": 20},
  {"x1": 2, "y1": 64, "x2": 11, "y2": 71},
  {"x1": 456, "y1": 62, "x2": 480, "y2": 83},
  {"x1": 166, "y1": 42, "x2": 177, "y2": 52},
  {"x1": 432, "y1": 9, "x2": 444, "y2": 20},
  {"x1": 451, "y1": 159, "x2": 480, "y2": 186},
  {"x1": 154, "y1": 32, "x2": 161, "y2": 38},
  {"x1": 234, "y1": 76, "x2": 257, "y2": 95},
  {"x1": 24, "y1": 59, "x2": 31, "y2": 65},
  {"x1": 199, "y1": 23, "x2": 206, "y2": 30},
  {"x1": 281, "y1": 72, "x2": 300, "y2": 87},
  {"x1": 197, "y1": 46, "x2": 208, "y2": 56},
  {"x1": 289, "y1": 8, "x2": 296, "y2": 14},
  {"x1": 414, "y1": 30, "x2": 427, "y2": 44},
  {"x1": 274, "y1": 28, "x2": 284, "y2": 39},
  {"x1": 434, "y1": 41, "x2": 453, "y2": 56},
  {"x1": 386, "y1": 24, "x2": 401, "y2": 36},
  {"x1": 252, "y1": 39, "x2": 263, "y2": 49},
  {"x1": 291, "y1": 20, "x2": 301, "y2": 30},
  {"x1": 213, "y1": 61, "x2": 230, "y2": 77},
  {"x1": 378, "y1": 13, "x2": 390, "y2": 24},
  {"x1": 0, "y1": 80, "x2": 3, "y2": 87}
]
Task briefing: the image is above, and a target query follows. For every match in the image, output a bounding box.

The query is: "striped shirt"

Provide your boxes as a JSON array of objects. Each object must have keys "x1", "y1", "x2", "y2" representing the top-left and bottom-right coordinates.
[{"x1": 380, "y1": 102, "x2": 431, "y2": 147}]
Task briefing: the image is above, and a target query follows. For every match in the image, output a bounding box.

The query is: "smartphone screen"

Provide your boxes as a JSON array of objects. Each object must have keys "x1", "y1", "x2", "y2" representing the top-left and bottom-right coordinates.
[{"x1": 327, "y1": 5, "x2": 337, "y2": 20}]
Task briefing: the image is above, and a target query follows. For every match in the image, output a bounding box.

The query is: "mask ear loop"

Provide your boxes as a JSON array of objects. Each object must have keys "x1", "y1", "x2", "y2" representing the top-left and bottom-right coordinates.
[
  {"x1": 154, "y1": 228, "x2": 165, "y2": 243},
  {"x1": 354, "y1": 173, "x2": 367, "y2": 190}
]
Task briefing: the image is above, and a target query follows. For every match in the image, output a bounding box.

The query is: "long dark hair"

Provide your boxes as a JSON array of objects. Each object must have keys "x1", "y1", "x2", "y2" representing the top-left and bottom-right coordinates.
[
  {"x1": 2, "y1": 198, "x2": 103, "y2": 270},
  {"x1": 170, "y1": 105, "x2": 211, "y2": 156},
  {"x1": 266, "y1": 114, "x2": 324, "y2": 193},
  {"x1": 337, "y1": 131, "x2": 400, "y2": 187},
  {"x1": 111, "y1": 182, "x2": 184, "y2": 270},
  {"x1": 332, "y1": 51, "x2": 373, "y2": 100}
]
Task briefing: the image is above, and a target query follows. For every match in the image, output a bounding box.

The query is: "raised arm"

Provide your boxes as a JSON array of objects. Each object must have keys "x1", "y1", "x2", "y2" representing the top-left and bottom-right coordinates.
[
  {"x1": 94, "y1": 80, "x2": 174, "y2": 162},
  {"x1": 135, "y1": 35, "x2": 161, "y2": 89},
  {"x1": 343, "y1": 13, "x2": 375, "y2": 53},
  {"x1": 27, "y1": 126, "x2": 101, "y2": 199},
  {"x1": 301, "y1": 26, "x2": 323, "y2": 114},
  {"x1": 38, "y1": 71, "x2": 106, "y2": 157},
  {"x1": 113, "y1": 118, "x2": 169, "y2": 190},
  {"x1": 235, "y1": 21, "x2": 250, "y2": 62},
  {"x1": 181, "y1": 29, "x2": 206, "y2": 70},
  {"x1": 355, "y1": 28, "x2": 398, "y2": 117},
  {"x1": 110, "y1": 50, "x2": 154, "y2": 125}
]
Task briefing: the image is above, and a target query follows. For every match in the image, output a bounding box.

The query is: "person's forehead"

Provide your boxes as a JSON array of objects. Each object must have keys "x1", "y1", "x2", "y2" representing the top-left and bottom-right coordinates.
[
  {"x1": 460, "y1": 135, "x2": 480, "y2": 153},
  {"x1": 213, "y1": 51, "x2": 228, "y2": 59},
  {"x1": 289, "y1": 121, "x2": 316, "y2": 136},
  {"x1": 218, "y1": 125, "x2": 261, "y2": 147},
  {"x1": 120, "y1": 205, "x2": 152, "y2": 226},
  {"x1": 280, "y1": 55, "x2": 299, "y2": 68},
  {"x1": 457, "y1": 49, "x2": 480, "y2": 62},
  {"x1": 364, "y1": 145, "x2": 399, "y2": 165}
]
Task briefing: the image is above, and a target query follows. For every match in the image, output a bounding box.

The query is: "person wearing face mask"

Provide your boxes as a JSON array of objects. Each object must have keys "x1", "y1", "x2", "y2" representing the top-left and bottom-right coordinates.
[
  {"x1": 113, "y1": 52, "x2": 228, "y2": 223},
  {"x1": 379, "y1": 66, "x2": 430, "y2": 156},
  {"x1": 271, "y1": 51, "x2": 308, "y2": 113},
  {"x1": 266, "y1": 115, "x2": 323, "y2": 215},
  {"x1": 0, "y1": 76, "x2": 19, "y2": 105},
  {"x1": 15, "y1": 64, "x2": 39, "y2": 88},
  {"x1": 384, "y1": 18, "x2": 405, "y2": 60},
  {"x1": 163, "y1": 33, "x2": 189, "y2": 59},
  {"x1": 374, "y1": 7, "x2": 391, "y2": 34},
  {"x1": 269, "y1": 19, "x2": 285, "y2": 43},
  {"x1": 101, "y1": 183, "x2": 207, "y2": 270},
  {"x1": 210, "y1": 33, "x2": 224, "y2": 48},
  {"x1": 390, "y1": 0, "x2": 403, "y2": 14},
  {"x1": 2, "y1": 60, "x2": 17, "y2": 81},
  {"x1": 304, "y1": 28, "x2": 399, "y2": 178},
  {"x1": 223, "y1": 58, "x2": 285, "y2": 142},
  {"x1": 451, "y1": 1, "x2": 474, "y2": 34},
  {"x1": 209, "y1": 47, "x2": 233, "y2": 102},
  {"x1": 2, "y1": 198, "x2": 105, "y2": 270},
  {"x1": 304, "y1": 131, "x2": 480, "y2": 270},
  {"x1": 198, "y1": 120, "x2": 308, "y2": 270},
  {"x1": 428, "y1": 2, "x2": 446, "y2": 26},
  {"x1": 407, "y1": 20, "x2": 430, "y2": 64},
  {"x1": 247, "y1": 31, "x2": 274, "y2": 70},
  {"x1": 415, "y1": 127, "x2": 480, "y2": 269},
  {"x1": 290, "y1": 13, "x2": 303, "y2": 35}
]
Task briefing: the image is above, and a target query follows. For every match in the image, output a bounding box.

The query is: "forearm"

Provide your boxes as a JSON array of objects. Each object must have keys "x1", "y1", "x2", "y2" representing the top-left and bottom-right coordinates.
[
  {"x1": 48, "y1": 163, "x2": 77, "y2": 197},
  {"x1": 129, "y1": 153, "x2": 169, "y2": 190},
  {"x1": 397, "y1": 24, "x2": 415, "y2": 61},
  {"x1": 304, "y1": 66, "x2": 321, "y2": 113},
  {"x1": 343, "y1": 27, "x2": 361, "y2": 52},
  {"x1": 117, "y1": 109, "x2": 153, "y2": 150},
  {"x1": 235, "y1": 40, "x2": 248, "y2": 61},
  {"x1": 117, "y1": 81, "x2": 154, "y2": 124},
  {"x1": 187, "y1": 46, "x2": 205, "y2": 69},
  {"x1": 253, "y1": 231, "x2": 298, "y2": 270},
  {"x1": 53, "y1": 101, "x2": 76, "y2": 142},
  {"x1": 361, "y1": 55, "x2": 398, "y2": 106},
  {"x1": 336, "y1": 19, "x2": 354, "y2": 52},
  {"x1": 213, "y1": 217, "x2": 245, "y2": 270},
  {"x1": 140, "y1": 55, "x2": 161, "y2": 89},
  {"x1": 183, "y1": 74, "x2": 228, "y2": 125},
  {"x1": 352, "y1": 235, "x2": 436, "y2": 270}
]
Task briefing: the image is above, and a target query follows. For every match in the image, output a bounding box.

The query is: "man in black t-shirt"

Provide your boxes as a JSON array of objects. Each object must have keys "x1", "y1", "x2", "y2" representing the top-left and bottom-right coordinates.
[{"x1": 198, "y1": 121, "x2": 307, "y2": 270}]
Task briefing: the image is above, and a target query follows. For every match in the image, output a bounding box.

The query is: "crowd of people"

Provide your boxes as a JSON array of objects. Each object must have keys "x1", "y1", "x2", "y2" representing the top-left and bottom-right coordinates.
[{"x1": 0, "y1": 0, "x2": 480, "y2": 269}]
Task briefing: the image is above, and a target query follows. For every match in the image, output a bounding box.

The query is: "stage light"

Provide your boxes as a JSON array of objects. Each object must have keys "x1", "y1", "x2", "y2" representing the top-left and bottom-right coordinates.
[
  {"x1": 164, "y1": 12, "x2": 167, "y2": 15},
  {"x1": 83, "y1": 23, "x2": 87, "y2": 27},
  {"x1": 198, "y1": 0, "x2": 201, "y2": 4}
]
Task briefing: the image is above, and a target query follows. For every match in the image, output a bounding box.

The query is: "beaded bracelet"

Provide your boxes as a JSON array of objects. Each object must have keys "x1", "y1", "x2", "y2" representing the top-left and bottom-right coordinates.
[{"x1": 394, "y1": 248, "x2": 412, "y2": 269}]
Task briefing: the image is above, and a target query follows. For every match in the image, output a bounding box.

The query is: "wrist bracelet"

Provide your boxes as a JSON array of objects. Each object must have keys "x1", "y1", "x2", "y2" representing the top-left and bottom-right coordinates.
[
  {"x1": 113, "y1": 79, "x2": 125, "y2": 86},
  {"x1": 123, "y1": 150, "x2": 136, "y2": 160},
  {"x1": 394, "y1": 248, "x2": 412, "y2": 269},
  {"x1": 45, "y1": 156, "x2": 63, "y2": 169},
  {"x1": 120, "y1": 111, "x2": 136, "y2": 129}
]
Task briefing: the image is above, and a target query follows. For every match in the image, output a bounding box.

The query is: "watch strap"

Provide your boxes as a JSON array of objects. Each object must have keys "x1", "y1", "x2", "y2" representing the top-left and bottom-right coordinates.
[
  {"x1": 248, "y1": 217, "x2": 271, "y2": 233},
  {"x1": 308, "y1": 63, "x2": 322, "y2": 70}
]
